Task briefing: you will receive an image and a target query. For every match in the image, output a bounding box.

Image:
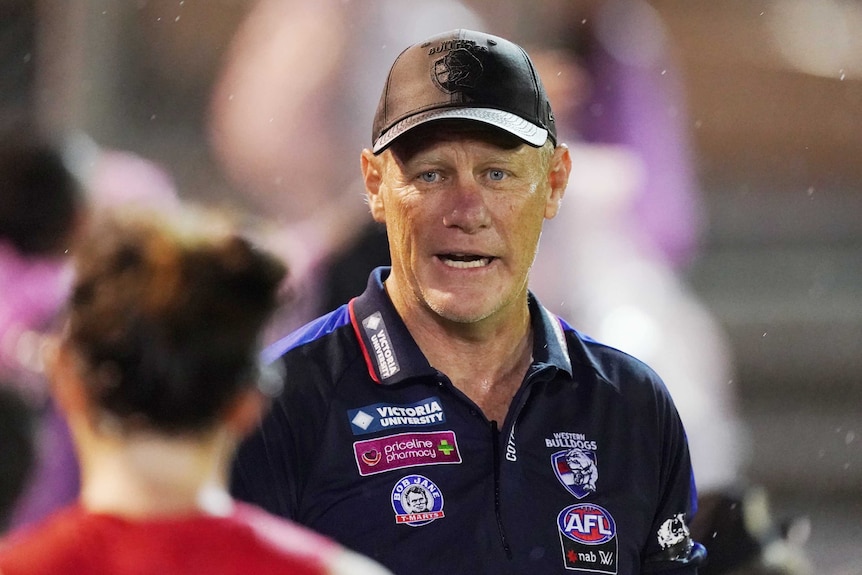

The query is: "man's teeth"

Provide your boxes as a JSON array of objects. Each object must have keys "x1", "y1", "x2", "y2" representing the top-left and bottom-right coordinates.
[{"x1": 442, "y1": 256, "x2": 491, "y2": 269}]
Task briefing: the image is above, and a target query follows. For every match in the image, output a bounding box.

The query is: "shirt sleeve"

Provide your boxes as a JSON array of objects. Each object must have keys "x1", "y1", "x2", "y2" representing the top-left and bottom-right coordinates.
[
  {"x1": 641, "y1": 378, "x2": 707, "y2": 573},
  {"x1": 230, "y1": 386, "x2": 300, "y2": 520}
]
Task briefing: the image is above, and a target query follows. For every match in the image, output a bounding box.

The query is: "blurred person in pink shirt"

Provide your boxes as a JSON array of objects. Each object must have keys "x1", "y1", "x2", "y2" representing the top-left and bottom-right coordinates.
[{"x1": 0, "y1": 130, "x2": 181, "y2": 532}]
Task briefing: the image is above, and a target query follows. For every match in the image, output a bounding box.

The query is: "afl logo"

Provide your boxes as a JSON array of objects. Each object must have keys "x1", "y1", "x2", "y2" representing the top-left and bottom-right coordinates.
[{"x1": 557, "y1": 503, "x2": 616, "y2": 545}]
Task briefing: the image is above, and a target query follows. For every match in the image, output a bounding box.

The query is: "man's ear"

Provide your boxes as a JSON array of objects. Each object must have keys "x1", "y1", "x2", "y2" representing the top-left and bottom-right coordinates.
[
  {"x1": 361, "y1": 148, "x2": 386, "y2": 223},
  {"x1": 544, "y1": 144, "x2": 571, "y2": 220}
]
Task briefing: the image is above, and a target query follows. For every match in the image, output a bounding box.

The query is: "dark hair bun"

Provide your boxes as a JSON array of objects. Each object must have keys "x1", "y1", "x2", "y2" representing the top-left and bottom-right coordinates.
[{"x1": 68, "y1": 208, "x2": 287, "y2": 433}]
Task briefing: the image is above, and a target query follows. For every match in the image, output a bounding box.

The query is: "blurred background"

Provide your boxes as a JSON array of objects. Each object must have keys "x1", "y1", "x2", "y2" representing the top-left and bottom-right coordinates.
[{"x1": 1, "y1": 0, "x2": 859, "y2": 572}]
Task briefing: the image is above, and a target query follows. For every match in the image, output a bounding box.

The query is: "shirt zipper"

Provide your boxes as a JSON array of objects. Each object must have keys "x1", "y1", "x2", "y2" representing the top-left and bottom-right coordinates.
[{"x1": 491, "y1": 419, "x2": 513, "y2": 559}]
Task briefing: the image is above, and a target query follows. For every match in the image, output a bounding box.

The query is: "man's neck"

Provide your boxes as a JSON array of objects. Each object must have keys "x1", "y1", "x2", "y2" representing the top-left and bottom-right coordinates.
[{"x1": 396, "y1": 296, "x2": 535, "y2": 425}]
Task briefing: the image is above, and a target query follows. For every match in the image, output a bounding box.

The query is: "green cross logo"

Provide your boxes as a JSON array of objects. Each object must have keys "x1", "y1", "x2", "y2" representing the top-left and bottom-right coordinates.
[{"x1": 437, "y1": 439, "x2": 455, "y2": 456}]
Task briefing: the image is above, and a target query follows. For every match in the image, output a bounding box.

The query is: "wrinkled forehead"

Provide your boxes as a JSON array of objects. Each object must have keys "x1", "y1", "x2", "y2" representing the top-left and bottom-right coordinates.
[{"x1": 388, "y1": 119, "x2": 525, "y2": 163}]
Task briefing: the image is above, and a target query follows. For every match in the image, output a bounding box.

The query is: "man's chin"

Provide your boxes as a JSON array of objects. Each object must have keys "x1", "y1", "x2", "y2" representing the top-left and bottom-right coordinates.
[{"x1": 424, "y1": 291, "x2": 500, "y2": 325}]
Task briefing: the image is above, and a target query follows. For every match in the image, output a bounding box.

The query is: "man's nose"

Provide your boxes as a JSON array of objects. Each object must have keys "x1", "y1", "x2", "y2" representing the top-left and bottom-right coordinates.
[{"x1": 441, "y1": 179, "x2": 490, "y2": 233}]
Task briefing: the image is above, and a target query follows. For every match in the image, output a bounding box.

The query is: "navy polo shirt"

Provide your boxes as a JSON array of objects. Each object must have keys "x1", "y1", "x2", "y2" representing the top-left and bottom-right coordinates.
[{"x1": 232, "y1": 267, "x2": 705, "y2": 574}]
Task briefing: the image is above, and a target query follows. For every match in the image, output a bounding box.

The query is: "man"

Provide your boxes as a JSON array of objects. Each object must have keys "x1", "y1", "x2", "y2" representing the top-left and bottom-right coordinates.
[{"x1": 232, "y1": 29, "x2": 705, "y2": 574}]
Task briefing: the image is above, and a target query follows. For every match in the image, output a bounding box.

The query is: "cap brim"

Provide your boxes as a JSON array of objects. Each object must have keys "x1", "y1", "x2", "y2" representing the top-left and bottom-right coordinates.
[{"x1": 372, "y1": 107, "x2": 549, "y2": 154}]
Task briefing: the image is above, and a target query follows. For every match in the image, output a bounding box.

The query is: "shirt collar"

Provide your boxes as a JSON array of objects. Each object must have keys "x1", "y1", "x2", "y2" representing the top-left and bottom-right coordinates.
[{"x1": 349, "y1": 267, "x2": 573, "y2": 385}]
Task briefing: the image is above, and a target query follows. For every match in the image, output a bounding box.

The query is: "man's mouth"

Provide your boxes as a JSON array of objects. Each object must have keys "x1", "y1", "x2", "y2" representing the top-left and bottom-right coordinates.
[{"x1": 439, "y1": 254, "x2": 493, "y2": 269}]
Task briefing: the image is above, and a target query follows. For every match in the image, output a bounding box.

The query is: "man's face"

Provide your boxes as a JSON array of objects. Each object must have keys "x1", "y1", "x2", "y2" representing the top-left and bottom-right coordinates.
[
  {"x1": 405, "y1": 490, "x2": 428, "y2": 512},
  {"x1": 363, "y1": 123, "x2": 569, "y2": 327}
]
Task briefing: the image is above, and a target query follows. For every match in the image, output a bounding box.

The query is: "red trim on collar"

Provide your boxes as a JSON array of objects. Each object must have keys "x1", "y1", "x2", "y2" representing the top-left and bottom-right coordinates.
[{"x1": 348, "y1": 298, "x2": 381, "y2": 384}]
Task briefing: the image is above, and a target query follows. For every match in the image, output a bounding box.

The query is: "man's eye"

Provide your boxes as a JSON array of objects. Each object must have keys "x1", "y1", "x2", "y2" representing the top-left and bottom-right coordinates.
[
  {"x1": 488, "y1": 169, "x2": 506, "y2": 181},
  {"x1": 419, "y1": 171, "x2": 439, "y2": 183}
]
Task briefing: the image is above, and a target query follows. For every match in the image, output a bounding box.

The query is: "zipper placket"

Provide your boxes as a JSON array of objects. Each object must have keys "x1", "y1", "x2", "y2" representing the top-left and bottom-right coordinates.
[
  {"x1": 491, "y1": 419, "x2": 513, "y2": 558},
  {"x1": 492, "y1": 365, "x2": 552, "y2": 560}
]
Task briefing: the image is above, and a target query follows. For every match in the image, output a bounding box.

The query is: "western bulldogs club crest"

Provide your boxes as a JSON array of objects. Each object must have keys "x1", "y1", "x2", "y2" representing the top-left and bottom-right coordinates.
[
  {"x1": 391, "y1": 474, "x2": 445, "y2": 527},
  {"x1": 432, "y1": 47, "x2": 483, "y2": 94},
  {"x1": 552, "y1": 447, "x2": 598, "y2": 499}
]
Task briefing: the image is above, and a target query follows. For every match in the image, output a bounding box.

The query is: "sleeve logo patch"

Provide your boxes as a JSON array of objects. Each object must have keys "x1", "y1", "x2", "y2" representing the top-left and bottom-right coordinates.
[
  {"x1": 391, "y1": 474, "x2": 445, "y2": 527},
  {"x1": 353, "y1": 430, "x2": 462, "y2": 476},
  {"x1": 557, "y1": 503, "x2": 618, "y2": 573},
  {"x1": 657, "y1": 513, "x2": 693, "y2": 560}
]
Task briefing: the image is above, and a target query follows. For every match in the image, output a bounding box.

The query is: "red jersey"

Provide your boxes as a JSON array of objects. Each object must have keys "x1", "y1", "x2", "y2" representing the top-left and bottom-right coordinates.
[{"x1": 0, "y1": 502, "x2": 387, "y2": 575}]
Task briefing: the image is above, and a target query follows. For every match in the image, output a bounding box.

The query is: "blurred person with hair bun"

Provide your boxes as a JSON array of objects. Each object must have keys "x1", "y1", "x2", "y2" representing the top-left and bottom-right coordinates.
[
  {"x1": 0, "y1": 206, "x2": 392, "y2": 575},
  {"x1": 0, "y1": 130, "x2": 188, "y2": 533}
]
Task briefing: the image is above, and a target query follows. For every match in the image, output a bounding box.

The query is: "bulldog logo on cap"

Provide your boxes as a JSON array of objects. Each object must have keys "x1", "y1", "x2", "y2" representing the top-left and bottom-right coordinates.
[
  {"x1": 432, "y1": 48, "x2": 483, "y2": 94},
  {"x1": 371, "y1": 29, "x2": 555, "y2": 153}
]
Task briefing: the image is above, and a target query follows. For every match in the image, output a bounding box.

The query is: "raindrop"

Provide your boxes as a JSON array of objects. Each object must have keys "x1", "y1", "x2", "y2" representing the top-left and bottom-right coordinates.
[
  {"x1": 846, "y1": 431, "x2": 856, "y2": 445},
  {"x1": 839, "y1": 69, "x2": 846, "y2": 81},
  {"x1": 175, "y1": 15, "x2": 181, "y2": 22}
]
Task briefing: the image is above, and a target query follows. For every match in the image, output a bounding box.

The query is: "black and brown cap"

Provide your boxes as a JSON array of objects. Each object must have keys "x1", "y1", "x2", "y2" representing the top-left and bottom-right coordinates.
[{"x1": 371, "y1": 29, "x2": 556, "y2": 154}]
